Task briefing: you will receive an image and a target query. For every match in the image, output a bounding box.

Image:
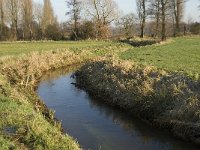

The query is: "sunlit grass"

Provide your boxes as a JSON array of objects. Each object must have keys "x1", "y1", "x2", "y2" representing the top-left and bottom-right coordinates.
[
  {"x1": 120, "y1": 37, "x2": 200, "y2": 74},
  {"x1": 0, "y1": 40, "x2": 115, "y2": 56},
  {"x1": 1, "y1": 37, "x2": 200, "y2": 75}
]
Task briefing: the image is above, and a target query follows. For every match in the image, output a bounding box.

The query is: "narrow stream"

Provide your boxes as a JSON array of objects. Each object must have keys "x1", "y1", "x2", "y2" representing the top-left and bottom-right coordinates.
[{"x1": 37, "y1": 68, "x2": 199, "y2": 150}]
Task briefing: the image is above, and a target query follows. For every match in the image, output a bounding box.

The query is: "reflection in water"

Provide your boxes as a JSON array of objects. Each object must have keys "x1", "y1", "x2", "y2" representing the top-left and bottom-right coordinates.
[{"x1": 37, "y1": 68, "x2": 199, "y2": 150}]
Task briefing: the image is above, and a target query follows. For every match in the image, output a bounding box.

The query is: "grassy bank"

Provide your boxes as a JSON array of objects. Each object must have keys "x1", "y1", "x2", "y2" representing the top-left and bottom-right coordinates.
[
  {"x1": 0, "y1": 40, "x2": 129, "y2": 149},
  {"x1": 76, "y1": 60, "x2": 200, "y2": 144},
  {"x1": 0, "y1": 49, "x2": 95, "y2": 149}
]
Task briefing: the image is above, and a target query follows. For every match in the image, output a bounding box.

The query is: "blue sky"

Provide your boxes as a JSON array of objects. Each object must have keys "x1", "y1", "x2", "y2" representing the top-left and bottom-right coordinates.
[{"x1": 34, "y1": 0, "x2": 200, "y2": 22}]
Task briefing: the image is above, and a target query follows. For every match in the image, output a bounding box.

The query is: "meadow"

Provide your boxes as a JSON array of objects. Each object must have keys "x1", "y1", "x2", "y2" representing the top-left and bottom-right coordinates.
[
  {"x1": 120, "y1": 37, "x2": 200, "y2": 74},
  {"x1": 0, "y1": 40, "x2": 116, "y2": 56},
  {"x1": 1, "y1": 36, "x2": 199, "y2": 75}
]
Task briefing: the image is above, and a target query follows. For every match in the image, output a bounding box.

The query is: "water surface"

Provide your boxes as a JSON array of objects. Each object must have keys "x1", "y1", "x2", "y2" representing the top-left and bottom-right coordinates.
[{"x1": 37, "y1": 68, "x2": 199, "y2": 150}]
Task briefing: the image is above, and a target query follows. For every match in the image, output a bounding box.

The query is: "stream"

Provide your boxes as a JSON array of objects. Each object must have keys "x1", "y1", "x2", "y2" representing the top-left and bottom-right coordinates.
[{"x1": 37, "y1": 67, "x2": 199, "y2": 150}]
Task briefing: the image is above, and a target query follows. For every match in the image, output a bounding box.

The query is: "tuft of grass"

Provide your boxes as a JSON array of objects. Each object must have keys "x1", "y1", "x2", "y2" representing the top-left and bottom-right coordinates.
[{"x1": 0, "y1": 136, "x2": 18, "y2": 150}]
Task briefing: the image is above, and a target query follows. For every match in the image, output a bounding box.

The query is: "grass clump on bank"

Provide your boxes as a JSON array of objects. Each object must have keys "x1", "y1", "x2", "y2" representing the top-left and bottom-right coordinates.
[
  {"x1": 0, "y1": 93, "x2": 79, "y2": 149},
  {"x1": 75, "y1": 60, "x2": 200, "y2": 144},
  {"x1": 0, "y1": 49, "x2": 94, "y2": 149}
]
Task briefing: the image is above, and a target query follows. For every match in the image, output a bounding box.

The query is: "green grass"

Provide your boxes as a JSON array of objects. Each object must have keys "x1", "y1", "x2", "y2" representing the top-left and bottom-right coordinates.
[
  {"x1": 1, "y1": 37, "x2": 200, "y2": 75},
  {"x1": 0, "y1": 93, "x2": 80, "y2": 149},
  {"x1": 120, "y1": 37, "x2": 200, "y2": 74},
  {"x1": 0, "y1": 136, "x2": 17, "y2": 150},
  {"x1": 0, "y1": 40, "x2": 115, "y2": 56},
  {"x1": 0, "y1": 50, "x2": 88, "y2": 149},
  {"x1": 0, "y1": 60, "x2": 82, "y2": 149}
]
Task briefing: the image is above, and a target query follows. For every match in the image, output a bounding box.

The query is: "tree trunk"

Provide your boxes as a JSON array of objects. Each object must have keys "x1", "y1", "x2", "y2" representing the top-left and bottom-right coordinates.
[
  {"x1": 93, "y1": 0, "x2": 101, "y2": 38},
  {"x1": 0, "y1": 0, "x2": 4, "y2": 39},
  {"x1": 140, "y1": 0, "x2": 146, "y2": 38},
  {"x1": 155, "y1": 1, "x2": 160, "y2": 37},
  {"x1": 161, "y1": 1, "x2": 166, "y2": 41},
  {"x1": 175, "y1": 0, "x2": 181, "y2": 35},
  {"x1": 140, "y1": 24, "x2": 144, "y2": 38}
]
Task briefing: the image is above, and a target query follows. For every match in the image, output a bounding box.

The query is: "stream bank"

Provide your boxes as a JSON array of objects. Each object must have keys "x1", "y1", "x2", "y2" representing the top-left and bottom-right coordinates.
[
  {"x1": 37, "y1": 68, "x2": 199, "y2": 150},
  {"x1": 0, "y1": 49, "x2": 93, "y2": 149},
  {"x1": 75, "y1": 60, "x2": 200, "y2": 145}
]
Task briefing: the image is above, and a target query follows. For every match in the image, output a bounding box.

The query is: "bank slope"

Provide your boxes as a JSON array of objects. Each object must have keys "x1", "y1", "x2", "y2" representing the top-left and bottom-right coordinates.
[{"x1": 76, "y1": 60, "x2": 200, "y2": 144}]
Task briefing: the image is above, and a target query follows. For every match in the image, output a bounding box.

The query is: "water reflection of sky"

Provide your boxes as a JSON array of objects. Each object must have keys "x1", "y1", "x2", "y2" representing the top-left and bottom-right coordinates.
[{"x1": 37, "y1": 68, "x2": 199, "y2": 150}]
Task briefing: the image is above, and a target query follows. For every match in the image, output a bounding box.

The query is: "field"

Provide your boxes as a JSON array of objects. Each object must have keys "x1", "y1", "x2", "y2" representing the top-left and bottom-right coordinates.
[
  {"x1": 0, "y1": 36, "x2": 200, "y2": 75},
  {"x1": 0, "y1": 40, "x2": 116, "y2": 56},
  {"x1": 120, "y1": 37, "x2": 200, "y2": 74}
]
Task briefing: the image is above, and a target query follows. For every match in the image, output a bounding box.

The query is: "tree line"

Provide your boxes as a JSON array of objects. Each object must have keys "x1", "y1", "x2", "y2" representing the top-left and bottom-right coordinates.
[
  {"x1": 0, "y1": 0, "x2": 61, "y2": 41},
  {"x1": 136, "y1": 0, "x2": 187, "y2": 41},
  {"x1": 0, "y1": 0, "x2": 199, "y2": 41}
]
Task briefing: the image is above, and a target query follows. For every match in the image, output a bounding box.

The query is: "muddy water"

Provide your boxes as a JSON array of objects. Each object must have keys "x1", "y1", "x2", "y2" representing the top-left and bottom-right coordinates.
[{"x1": 37, "y1": 68, "x2": 199, "y2": 150}]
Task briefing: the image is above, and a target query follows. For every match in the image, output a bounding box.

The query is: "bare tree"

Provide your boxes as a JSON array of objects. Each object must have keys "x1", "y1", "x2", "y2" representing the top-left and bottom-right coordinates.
[
  {"x1": 171, "y1": 0, "x2": 185, "y2": 36},
  {"x1": 160, "y1": 0, "x2": 172, "y2": 41},
  {"x1": 117, "y1": 13, "x2": 136, "y2": 37},
  {"x1": 149, "y1": 0, "x2": 161, "y2": 37},
  {"x1": 0, "y1": 0, "x2": 5, "y2": 40},
  {"x1": 137, "y1": 0, "x2": 147, "y2": 38},
  {"x1": 22, "y1": 0, "x2": 33, "y2": 40},
  {"x1": 0, "y1": 0, "x2": 4, "y2": 26},
  {"x1": 0, "y1": 0, "x2": 4, "y2": 36},
  {"x1": 33, "y1": 2, "x2": 43, "y2": 25},
  {"x1": 41, "y1": 0, "x2": 55, "y2": 35},
  {"x1": 6, "y1": 0, "x2": 21, "y2": 39},
  {"x1": 1, "y1": 0, "x2": 63, "y2": 40},
  {"x1": 32, "y1": 3, "x2": 43, "y2": 40},
  {"x1": 66, "y1": 0, "x2": 82, "y2": 40},
  {"x1": 85, "y1": 0, "x2": 119, "y2": 38}
]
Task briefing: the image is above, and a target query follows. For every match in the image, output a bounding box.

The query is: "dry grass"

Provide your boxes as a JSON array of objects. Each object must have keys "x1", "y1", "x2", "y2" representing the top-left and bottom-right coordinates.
[
  {"x1": 76, "y1": 60, "x2": 200, "y2": 144},
  {"x1": 0, "y1": 49, "x2": 92, "y2": 88},
  {"x1": 0, "y1": 49, "x2": 94, "y2": 149}
]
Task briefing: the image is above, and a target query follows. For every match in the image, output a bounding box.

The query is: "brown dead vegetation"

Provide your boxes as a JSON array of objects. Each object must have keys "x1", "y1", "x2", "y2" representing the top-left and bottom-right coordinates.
[{"x1": 76, "y1": 60, "x2": 200, "y2": 144}]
